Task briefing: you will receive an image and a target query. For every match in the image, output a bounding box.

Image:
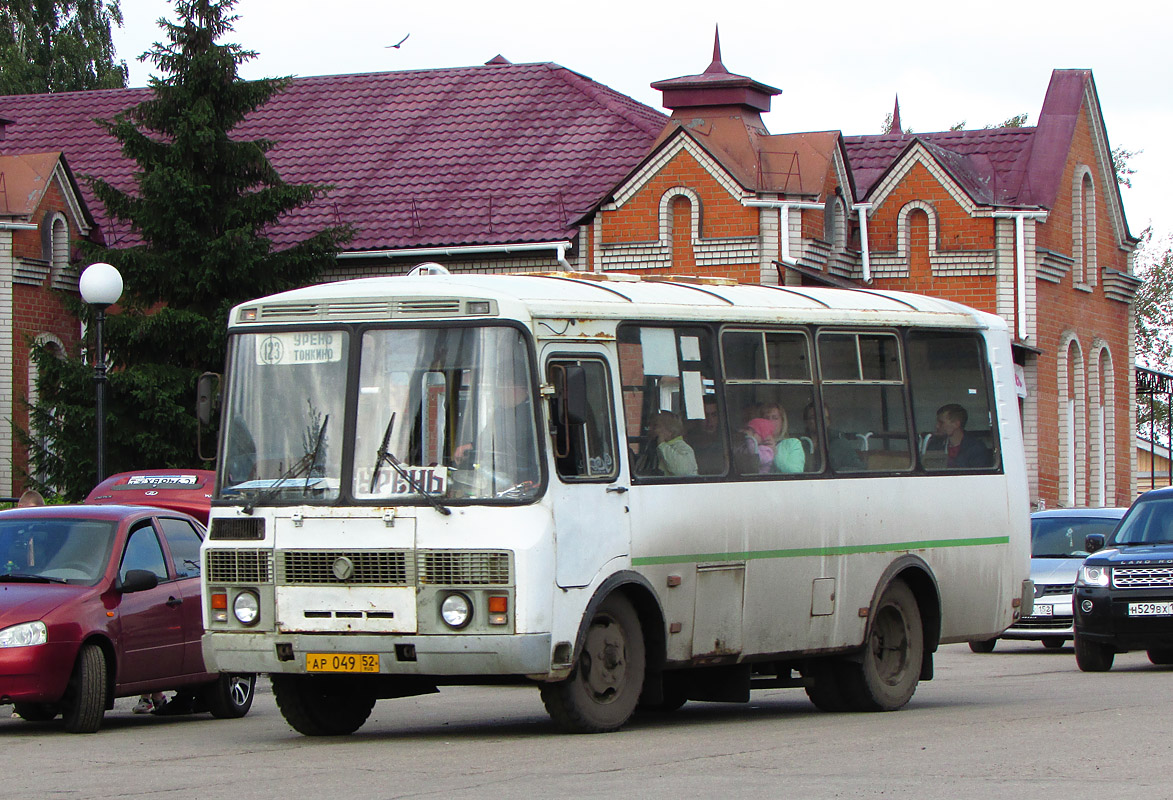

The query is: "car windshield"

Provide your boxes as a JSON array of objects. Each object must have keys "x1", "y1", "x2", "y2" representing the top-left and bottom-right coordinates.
[
  {"x1": 1111, "y1": 498, "x2": 1173, "y2": 546},
  {"x1": 0, "y1": 518, "x2": 116, "y2": 585},
  {"x1": 218, "y1": 325, "x2": 541, "y2": 505},
  {"x1": 1030, "y1": 516, "x2": 1121, "y2": 557}
]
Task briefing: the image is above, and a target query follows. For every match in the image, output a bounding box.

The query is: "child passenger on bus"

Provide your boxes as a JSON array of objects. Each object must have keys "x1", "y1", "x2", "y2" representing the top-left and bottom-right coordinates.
[{"x1": 650, "y1": 411, "x2": 698, "y2": 477}]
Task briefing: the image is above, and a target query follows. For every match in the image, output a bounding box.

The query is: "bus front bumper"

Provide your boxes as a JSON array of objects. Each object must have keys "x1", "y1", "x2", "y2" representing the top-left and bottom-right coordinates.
[{"x1": 202, "y1": 631, "x2": 554, "y2": 678}]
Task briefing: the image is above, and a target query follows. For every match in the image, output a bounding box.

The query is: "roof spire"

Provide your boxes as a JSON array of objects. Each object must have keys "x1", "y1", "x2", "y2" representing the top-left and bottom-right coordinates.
[
  {"x1": 704, "y1": 25, "x2": 728, "y2": 75},
  {"x1": 891, "y1": 94, "x2": 903, "y2": 135}
]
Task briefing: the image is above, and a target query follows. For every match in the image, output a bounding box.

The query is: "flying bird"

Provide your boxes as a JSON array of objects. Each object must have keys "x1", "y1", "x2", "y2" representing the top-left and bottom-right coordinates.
[{"x1": 386, "y1": 33, "x2": 410, "y2": 49}]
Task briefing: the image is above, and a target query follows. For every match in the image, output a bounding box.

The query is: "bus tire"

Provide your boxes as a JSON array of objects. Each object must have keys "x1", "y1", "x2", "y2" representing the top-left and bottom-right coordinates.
[
  {"x1": 62, "y1": 644, "x2": 107, "y2": 734},
  {"x1": 541, "y1": 593, "x2": 645, "y2": 733},
  {"x1": 271, "y1": 674, "x2": 375, "y2": 735},
  {"x1": 840, "y1": 580, "x2": 923, "y2": 711},
  {"x1": 1074, "y1": 634, "x2": 1114, "y2": 672}
]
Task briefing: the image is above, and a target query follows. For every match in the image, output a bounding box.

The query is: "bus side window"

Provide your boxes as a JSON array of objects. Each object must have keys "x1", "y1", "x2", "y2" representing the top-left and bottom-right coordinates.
[
  {"x1": 907, "y1": 331, "x2": 999, "y2": 472},
  {"x1": 547, "y1": 358, "x2": 619, "y2": 481}
]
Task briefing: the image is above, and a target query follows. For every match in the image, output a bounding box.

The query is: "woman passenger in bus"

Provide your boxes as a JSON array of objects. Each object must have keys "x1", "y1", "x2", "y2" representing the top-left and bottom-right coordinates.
[
  {"x1": 759, "y1": 402, "x2": 805, "y2": 474},
  {"x1": 649, "y1": 411, "x2": 698, "y2": 477}
]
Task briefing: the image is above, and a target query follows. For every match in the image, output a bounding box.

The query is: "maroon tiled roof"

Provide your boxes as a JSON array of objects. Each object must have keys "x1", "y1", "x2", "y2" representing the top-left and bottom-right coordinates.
[
  {"x1": 0, "y1": 61, "x2": 667, "y2": 252},
  {"x1": 843, "y1": 127, "x2": 1037, "y2": 206}
]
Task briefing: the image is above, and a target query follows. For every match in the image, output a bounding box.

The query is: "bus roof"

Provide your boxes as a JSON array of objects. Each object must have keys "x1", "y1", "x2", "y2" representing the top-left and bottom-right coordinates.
[{"x1": 228, "y1": 272, "x2": 1005, "y2": 332}]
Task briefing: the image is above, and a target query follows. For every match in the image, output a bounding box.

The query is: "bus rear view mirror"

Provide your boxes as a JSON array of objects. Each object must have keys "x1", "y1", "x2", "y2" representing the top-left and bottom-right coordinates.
[{"x1": 196, "y1": 372, "x2": 221, "y2": 426}]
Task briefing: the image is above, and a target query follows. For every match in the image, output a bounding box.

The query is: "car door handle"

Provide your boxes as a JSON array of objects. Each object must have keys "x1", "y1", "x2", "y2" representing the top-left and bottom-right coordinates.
[
  {"x1": 606, "y1": 486, "x2": 629, "y2": 494},
  {"x1": 166, "y1": 596, "x2": 183, "y2": 607}
]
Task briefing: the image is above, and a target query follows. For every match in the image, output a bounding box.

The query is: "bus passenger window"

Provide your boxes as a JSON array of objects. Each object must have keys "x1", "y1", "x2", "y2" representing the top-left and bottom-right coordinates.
[
  {"x1": 907, "y1": 332, "x2": 999, "y2": 471},
  {"x1": 816, "y1": 332, "x2": 912, "y2": 473},
  {"x1": 547, "y1": 359, "x2": 619, "y2": 481},
  {"x1": 617, "y1": 325, "x2": 716, "y2": 481}
]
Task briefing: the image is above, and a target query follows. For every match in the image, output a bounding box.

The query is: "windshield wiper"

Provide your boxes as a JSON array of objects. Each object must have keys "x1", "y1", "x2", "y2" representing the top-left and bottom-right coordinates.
[
  {"x1": 242, "y1": 415, "x2": 329, "y2": 515},
  {"x1": 369, "y1": 412, "x2": 451, "y2": 516},
  {"x1": 0, "y1": 573, "x2": 66, "y2": 584}
]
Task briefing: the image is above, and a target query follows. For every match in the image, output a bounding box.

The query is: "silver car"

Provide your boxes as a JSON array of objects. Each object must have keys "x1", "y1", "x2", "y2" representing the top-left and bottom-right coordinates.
[{"x1": 970, "y1": 507, "x2": 1127, "y2": 653}]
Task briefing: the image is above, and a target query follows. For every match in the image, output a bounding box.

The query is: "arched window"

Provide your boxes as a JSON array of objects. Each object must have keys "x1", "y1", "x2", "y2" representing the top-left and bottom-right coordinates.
[
  {"x1": 659, "y1": 187, "x2": 700, "y2": 272},
  {"x1": 1058, "y1": 334, "x2": 1086, "y2": 507},
  {"x1": 1073, "y1": 167, "x2": 1097, "y2": 287},
  {"x1": 1089, "y1": 344, "x2": 1115, "y2": 507},
  {"x1": 823, "y1": 194, "x2": 846, "y2": 253}
]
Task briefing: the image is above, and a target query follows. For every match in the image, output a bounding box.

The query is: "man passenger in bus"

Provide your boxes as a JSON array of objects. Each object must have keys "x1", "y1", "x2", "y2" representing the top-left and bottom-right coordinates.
[
  {"x1": 935, "y1": 403, "x2": 991, "y2": 468},
  {"x1": 685, "y1": 395, "x2": 725, "y2": 475},
  {"x1": 759, "y1": 402, "x2": 805, "y2": 474},
  {"x1": 803, "y1": 402, "x2": 863, "y2": 472},
  {"x1": 649, "y1": 411, "x2": 698, "y2": 477}
]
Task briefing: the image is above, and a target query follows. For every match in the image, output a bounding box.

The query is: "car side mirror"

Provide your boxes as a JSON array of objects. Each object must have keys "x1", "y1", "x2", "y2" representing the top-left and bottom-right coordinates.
[
  {"x1": 119, "y1": 569, "x2": 159, "y2": 594},
  {"x1": 1085, "y1": 533, "x2": 1106, "y2": 554}
]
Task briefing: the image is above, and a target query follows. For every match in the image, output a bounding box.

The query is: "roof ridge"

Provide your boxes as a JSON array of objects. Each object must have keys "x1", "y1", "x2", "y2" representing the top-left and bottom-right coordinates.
[{"x1": 544, "y1": 63, "x2": 667, "y2": 137}]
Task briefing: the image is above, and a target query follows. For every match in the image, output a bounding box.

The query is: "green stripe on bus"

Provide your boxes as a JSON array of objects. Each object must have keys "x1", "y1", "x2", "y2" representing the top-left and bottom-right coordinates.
[{"x1": 630, "y1": 535, "x2": 1010, "y2": 566}]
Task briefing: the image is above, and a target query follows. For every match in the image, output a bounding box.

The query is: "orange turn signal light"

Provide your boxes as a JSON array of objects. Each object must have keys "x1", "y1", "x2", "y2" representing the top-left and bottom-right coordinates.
[{"x1": 210, "y1": 593, "x2": 228, "y2": 610}]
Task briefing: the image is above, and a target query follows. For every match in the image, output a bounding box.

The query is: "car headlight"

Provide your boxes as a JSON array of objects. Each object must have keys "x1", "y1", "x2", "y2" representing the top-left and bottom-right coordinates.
[
  {"x1": 440, "y1": 592, "x2": 472, "y2": 629},
  {"x1": 1078, "y1": 564, "x2": 1111, "y2": 588},
  {"x1": 232, "y1": 591, "x2": 260, "y2": 625},
  {"x1": 0, "y1": 620, "x2": 47, "y2": 648}
]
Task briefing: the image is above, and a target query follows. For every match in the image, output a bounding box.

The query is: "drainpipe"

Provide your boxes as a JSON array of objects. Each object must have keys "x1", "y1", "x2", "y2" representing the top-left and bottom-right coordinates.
[
  {"x1": 854, "y1": 203, "x2": 873, "y2": 284},
  {"x1": 740, "y1": 199, "x2": 825, "y2": 268},
  {"x1": 992, "y1": 211, "x2": 1048, "y2": 342}
]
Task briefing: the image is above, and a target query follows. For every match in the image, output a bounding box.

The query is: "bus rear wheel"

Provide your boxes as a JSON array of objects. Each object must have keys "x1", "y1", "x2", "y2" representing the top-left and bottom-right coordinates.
[
  {"x1": 840, "y1": 580, "x2": 923, "y2": 711},
  {"x1": 271, "y1": 674, "x2": 375, "y2": 735},
  {"x1": 541, "y1": 593, "x2": 645, "y2": 733}
]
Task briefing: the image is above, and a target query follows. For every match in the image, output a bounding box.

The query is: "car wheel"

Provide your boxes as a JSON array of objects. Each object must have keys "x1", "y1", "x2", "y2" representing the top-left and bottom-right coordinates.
[
  {"x1": 202, "y1": 673, "x2": 256, "y2": 718},
  {"x1": 1147, "y1": 648, "x2": 1173, "y2": 666},
  {"x1": 1041, "y1": 637, "x2": 1065, "y2": 650},
  {"x1": 838, "y1": 580, "x2": 924, "y2": 711},
  {"x1": 540, "y1": 593, "x2": 646, "y2": 733},
  {"x1": 62, "y1": 644, "x2": 107, "y2": 733},
  {"x1": 968, "y1": 638, "x2": 997, "y2": 654},
  {"x1": 12, "y1": 702, "x2": 58, "y2": 722},
  {"x1": 271, "y1": 674, "x2": 375, "y2": 736},
  {"x1": 1074, "y1": 633, "x2": 1114, "y2": 672}
]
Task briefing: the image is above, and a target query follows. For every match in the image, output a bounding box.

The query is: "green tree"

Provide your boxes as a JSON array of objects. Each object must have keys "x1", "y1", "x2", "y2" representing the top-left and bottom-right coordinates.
[
  {"x1": 25, "y1": 0, "x2": 351, "y2": 498},
  {"x1": 0, "y1": 0, "x2": 128, "y2": 93},
  {"x1": 1135, "y1": 229, "x2": 1173, "y2": 439}
]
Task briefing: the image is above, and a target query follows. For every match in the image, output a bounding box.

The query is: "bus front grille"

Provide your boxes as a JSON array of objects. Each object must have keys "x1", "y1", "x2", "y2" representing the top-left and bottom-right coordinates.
[
  {"x1": 206, "y1": 549, "x2": 273, "y2": 583},
  {"x1": 420, "y1": 551, "x2": 511, "y2": 585},
  {"x1": 279, "y1": 551, "x2": 411, "y2": 585}
]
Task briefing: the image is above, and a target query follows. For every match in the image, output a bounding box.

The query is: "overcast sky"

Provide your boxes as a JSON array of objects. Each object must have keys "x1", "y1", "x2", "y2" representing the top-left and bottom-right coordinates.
[{"x1": 111, "y1": 0, "x2": 1173, "y2": 252}]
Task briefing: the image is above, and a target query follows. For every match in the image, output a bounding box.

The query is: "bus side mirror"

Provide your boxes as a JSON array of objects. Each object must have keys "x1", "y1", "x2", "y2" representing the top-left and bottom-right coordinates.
[
  {"x1": 1085, "y1": 533, "x2": 1105, "y2": 554},
  {"x1": 196, "y1": 372, "x2": 221, "y2": 462},
  {"x1": 196, "y1": 372, "x2": 220, "y2": 426}
]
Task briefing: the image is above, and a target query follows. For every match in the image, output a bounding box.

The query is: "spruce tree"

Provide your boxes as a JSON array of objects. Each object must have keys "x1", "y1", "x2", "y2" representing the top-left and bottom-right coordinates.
[{"x1": 25, "y1": 0, "x2": 350, "y2": 498}]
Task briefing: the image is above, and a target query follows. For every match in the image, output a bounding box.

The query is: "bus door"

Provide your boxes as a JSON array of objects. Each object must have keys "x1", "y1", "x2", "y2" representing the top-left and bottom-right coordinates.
[{"x1": 544, "y1": 352, "x2": 629, "y2": 588}]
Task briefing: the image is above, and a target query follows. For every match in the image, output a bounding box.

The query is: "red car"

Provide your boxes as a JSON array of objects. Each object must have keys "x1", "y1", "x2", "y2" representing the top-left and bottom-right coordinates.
[
  {"x1": 0, "y1": 504, "x2": 254, "y2": 732},
  {"x1": 84, "y1": 469, "x2": 216, "y2": 524}
]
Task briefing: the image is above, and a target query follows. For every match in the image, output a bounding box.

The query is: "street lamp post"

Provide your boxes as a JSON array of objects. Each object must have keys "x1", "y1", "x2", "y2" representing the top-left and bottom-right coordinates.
[{"x1": 79, "y1": 263, "x2": 123, "y2": 485}]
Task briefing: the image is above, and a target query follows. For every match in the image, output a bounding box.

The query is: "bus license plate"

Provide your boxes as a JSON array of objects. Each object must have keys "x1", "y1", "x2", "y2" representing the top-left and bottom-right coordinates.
[
  {"x1": 306, "y1": 653, "x2": 380, "y2": 673},
  {"x1": 1128, "y1": 602, "x2": 1173, "y2": 617},
  {"x1": 1032, "y1": 604, "x2": 1053, "y2": 617}
]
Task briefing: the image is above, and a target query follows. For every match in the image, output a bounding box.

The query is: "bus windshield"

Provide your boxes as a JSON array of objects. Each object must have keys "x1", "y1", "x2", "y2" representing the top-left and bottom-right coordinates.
[{"x1": 218, "y1": 325, "x2": 541, "y2": 505}]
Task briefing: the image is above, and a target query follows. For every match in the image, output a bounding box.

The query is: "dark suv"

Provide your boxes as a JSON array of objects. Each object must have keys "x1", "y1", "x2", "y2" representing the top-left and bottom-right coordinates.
[{"x1": 1073, "y1": 488, "x2": 1173, "y2": 671}]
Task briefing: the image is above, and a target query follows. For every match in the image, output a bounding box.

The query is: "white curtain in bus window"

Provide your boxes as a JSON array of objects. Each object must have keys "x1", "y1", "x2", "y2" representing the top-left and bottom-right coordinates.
[
  {"x1": 816, "y1": 332, "x2": 911, "y2": 473},
  {"x1": 907, "y1": 332, "x2": 998, "y2": 471}
]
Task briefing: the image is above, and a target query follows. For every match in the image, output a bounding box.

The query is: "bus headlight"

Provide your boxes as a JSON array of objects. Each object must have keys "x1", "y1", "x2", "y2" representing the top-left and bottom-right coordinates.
[
  {"x1": 440, "y1": 592, "x2": 472, "y2": 629},
  {"x1": 0, "y1": 620, "x2": 47, "y2": 648},
  {"x1": 233, "y1": 591, "x2": 260, "y2": 625},
  {"x1": 1078, "y1": 565, "x2": 1111, "y2": 588}
]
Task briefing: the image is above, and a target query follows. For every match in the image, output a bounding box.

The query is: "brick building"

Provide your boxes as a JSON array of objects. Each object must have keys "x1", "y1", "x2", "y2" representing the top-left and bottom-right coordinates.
[
  {"x1": 0, "y1": 43, "x2": 1139, "y2": 507},
  {"x1": 582, "y1": 39, "x2": 1140, "y2": 508}
]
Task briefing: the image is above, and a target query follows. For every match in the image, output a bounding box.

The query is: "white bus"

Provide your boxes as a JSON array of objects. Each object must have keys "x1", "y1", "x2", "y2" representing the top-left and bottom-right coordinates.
[{"x1": 199, "y1": 268, "x2": 1032, "y2": 734}]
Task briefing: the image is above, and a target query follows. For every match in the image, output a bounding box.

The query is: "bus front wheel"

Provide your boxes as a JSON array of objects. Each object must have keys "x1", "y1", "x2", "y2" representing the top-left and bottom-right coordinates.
[
  {"x1": 271, "y1": 674, "x2": 375, "y2": 736},
  {"x1": 541, "y1": 593, "x2": 646, "y2": 733},
  {"x1": 841, "y1": 579, "x2": 923, "y2": 711}
]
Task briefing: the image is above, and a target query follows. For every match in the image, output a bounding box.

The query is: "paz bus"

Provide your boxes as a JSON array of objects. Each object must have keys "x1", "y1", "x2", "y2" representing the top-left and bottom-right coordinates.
[{"x1": 198, "y1": 267, "x2": 1031, "y2": 734}]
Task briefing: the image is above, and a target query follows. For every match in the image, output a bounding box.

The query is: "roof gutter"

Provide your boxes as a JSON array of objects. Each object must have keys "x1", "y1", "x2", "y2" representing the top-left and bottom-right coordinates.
[
  {"x1": 335, "y1": 241, "x2": 574, "y2": 270},
  {"x1": 0, "y1": 221, "x2": 38, "y2": 230},
  {"x1": 741, "y1": 199, "x2": 873, "y2": 283},
  {"x1": 993, "y1": 211, "x2": 1048, "y2": 341}
]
